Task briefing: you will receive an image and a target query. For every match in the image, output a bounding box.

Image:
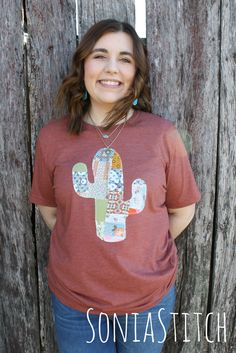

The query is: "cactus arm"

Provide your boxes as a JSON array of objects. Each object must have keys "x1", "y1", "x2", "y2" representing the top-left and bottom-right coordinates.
[
  {"x1": 126, "y1": 178, "x2": 147, "y2": 215},
  {"x1": 72, "y1": 162, "x2": 92, "y2": 197},
  {"x1": 72, "y1": 161, "x2": 108, "y2": 199}
]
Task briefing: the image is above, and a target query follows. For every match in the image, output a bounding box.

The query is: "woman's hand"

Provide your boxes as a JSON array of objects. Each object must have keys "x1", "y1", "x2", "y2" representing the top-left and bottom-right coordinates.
[
  {"x1": 37, "y1": 205, "x2": 57, "y2": 231},
  {"x1": 167, "y1": 204, "x2": 196, "y2": 240}
]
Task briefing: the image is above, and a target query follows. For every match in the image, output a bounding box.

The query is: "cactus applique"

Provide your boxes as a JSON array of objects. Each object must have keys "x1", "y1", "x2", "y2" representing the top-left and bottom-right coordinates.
[{"x1": 72, "y1": 148, "x2": 147, "y2": 242}]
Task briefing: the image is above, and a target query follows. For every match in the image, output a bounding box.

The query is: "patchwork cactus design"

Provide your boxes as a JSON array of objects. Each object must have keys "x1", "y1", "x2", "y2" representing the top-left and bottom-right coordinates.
[{"x1": 72, "y1": 148, "x2": 147, "y2": 242}]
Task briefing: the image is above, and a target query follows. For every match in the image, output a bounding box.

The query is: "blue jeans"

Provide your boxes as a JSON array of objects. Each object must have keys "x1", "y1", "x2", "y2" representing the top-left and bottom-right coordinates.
[{"x1": 50, "y1": 284, "x2": 175, "y2": 353}]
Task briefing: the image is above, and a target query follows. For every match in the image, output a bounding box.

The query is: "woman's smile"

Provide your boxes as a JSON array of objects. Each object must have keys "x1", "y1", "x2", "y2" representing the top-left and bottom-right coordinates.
[{"x1": 98, "y1": 79, "x2": 122, "y2": 88}]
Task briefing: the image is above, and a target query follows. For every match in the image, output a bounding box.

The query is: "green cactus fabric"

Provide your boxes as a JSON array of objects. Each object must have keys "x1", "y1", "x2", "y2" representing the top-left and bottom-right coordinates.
[{"x1": 72, "y1": 148, "x2": 147, "y2": 242}]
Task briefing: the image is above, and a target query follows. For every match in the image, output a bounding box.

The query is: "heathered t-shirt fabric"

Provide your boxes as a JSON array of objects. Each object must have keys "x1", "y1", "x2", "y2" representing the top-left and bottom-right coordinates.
[{"x1": 29, "y1": 110, "x2": 201, "y2": 315}]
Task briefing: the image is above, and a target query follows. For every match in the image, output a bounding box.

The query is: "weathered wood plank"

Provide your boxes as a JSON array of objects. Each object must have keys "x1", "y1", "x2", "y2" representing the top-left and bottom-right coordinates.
[
  {"x1": 0, "y1": 1, "x2": 40, "y2": 353},
  {"x1": 146, "y1": 0, "x2": 220, "y2": 352},
  {"x1": 209, "y1": 0, "x2": 236, "y2": 351},
  {"x1": 25, "y1": 1, "x2": 77, "y2": 352},
  {"x1": 77, "y1": 0, "x2": 135, "y2": 37}
]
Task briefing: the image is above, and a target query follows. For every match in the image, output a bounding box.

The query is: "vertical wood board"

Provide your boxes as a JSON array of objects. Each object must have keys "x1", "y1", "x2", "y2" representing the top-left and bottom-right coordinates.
[
  {"x1": 25, "y1": 1, "x2": 77, "y2": 351},
  {"x1": 209, "y1": 0, "x2": 236, "y2": 351},
  {"x1": 146, "y1": 0, "x2": 220, "y2": 351},
  {"x1": 0, "y1": 1, "x2": 40, "y2": 352},
  {"x1": 77, "y1": 0, "x2": 135, "y2": 38}
]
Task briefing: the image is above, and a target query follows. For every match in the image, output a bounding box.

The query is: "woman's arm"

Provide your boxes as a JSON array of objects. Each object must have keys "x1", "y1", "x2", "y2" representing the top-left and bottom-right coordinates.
[
  {"x1": 167, "y1": 204, "x2": 196, "y2": 240},
  {"x1": 37, "y1": 205, "x2": 57, "y2": 231}
]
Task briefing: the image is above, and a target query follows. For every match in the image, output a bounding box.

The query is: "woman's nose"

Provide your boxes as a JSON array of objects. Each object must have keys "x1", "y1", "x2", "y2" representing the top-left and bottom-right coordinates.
[{"x1": 104, "y1": 59, "x2": 119, "y2": 73}]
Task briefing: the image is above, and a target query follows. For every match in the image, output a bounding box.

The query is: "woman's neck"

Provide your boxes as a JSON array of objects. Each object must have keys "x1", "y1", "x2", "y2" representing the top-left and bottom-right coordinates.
[
  {"x1": 84, "y1": 104, "x2": 134, "y2": 127},
  {"x1": 87, "y1": 105, "x2": 111, "y2": 126}
]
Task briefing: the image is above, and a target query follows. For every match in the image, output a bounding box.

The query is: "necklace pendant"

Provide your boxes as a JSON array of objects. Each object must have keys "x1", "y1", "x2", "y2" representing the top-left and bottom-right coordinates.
[{"x1": 102, "y1": 134, "x2": 109, "y2": 139}]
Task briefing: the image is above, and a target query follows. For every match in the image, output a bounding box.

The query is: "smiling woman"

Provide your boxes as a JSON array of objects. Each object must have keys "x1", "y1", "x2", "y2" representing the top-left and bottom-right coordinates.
[
  {"x1": 55, "y1": 19, "x2": 151, "y2": 133},
  {"x1": 29, "y1": 18, "x2": 201, "y2": 353}
]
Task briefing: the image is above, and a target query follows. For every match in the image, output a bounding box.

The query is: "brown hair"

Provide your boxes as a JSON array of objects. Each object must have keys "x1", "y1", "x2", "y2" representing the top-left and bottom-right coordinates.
[{"x1": 55, "y1": 19, "x2": 151, "y2": 135}]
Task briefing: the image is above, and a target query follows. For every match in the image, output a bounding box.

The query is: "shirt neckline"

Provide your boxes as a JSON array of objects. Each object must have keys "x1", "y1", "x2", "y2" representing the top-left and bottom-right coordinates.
[{"x1": 82, "y1": 109, "x2": 141, "y2": 131}]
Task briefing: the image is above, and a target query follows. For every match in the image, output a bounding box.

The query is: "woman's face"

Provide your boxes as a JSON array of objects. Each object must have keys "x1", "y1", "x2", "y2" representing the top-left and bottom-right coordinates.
[{"x1": 84, "y1": 31, "x2": 136, "y2": 110}]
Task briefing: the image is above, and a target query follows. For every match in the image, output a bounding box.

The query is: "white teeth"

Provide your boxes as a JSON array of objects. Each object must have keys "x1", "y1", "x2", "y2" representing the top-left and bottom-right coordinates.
[{"x1": 100, "y1": 80, "x2": 120, "y2": 86}]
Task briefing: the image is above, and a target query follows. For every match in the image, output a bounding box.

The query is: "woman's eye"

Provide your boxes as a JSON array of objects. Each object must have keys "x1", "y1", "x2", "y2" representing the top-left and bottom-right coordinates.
[
  {"x1": 121, "y1": 58, "x2": 131, "y2": 63},
  {"x1": 94, "y1": 55, "x2": 105, "y2": 59}
]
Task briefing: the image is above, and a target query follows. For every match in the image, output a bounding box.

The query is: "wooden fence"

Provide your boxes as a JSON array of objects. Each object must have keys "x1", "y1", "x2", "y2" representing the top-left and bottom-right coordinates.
[{"x1": 0, "y1": 0, "x2": 235, "y2": 352}]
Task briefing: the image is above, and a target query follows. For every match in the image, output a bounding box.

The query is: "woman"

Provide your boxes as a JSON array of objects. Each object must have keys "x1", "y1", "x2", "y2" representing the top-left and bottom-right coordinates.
[{"x1": 29, "y1": 19, "x2": 201, "y2": 353}]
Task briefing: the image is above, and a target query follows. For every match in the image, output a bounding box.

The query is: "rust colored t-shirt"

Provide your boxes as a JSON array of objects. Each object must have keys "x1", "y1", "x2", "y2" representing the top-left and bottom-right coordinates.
[{"x1": 29, "y1": 110, "x2": 201, "y2": 315}]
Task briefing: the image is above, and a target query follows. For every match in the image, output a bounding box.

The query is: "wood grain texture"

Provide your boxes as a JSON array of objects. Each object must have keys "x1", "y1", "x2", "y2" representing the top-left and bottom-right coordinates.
[
  {"x1": 209, "y1": 0, "x2": 236, "y2": 351},
  {"x1": 0, "y1": 1, "x2": 40, "y2": 353},
  {"x1": 25, "y1": 1, "x2": 77, "y2": 352},
  {"x1": 146, "y1": 0, "x2": 221, "y2": 352},
  {"x1": 77, "y1": 0, "x2": 135, "y2": 38}
]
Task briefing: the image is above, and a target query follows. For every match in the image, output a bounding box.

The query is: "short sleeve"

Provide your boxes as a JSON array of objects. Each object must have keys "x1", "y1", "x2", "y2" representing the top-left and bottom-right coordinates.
[
  {"x1": 164, "y1": 126, "x2": 201, "y2": 208},
  {"x1": 28, "y1": 135, "x2": 57, "y2": 207}
]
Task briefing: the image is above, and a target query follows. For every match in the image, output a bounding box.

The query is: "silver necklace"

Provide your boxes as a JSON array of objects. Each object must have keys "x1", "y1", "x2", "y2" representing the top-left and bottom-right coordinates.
[
  {"x1": 87, "y1": 111, "x2": 123, "y2": 139},
  {"x1": 87, "y1": 112, "x2": 127, "y2": 149}
]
